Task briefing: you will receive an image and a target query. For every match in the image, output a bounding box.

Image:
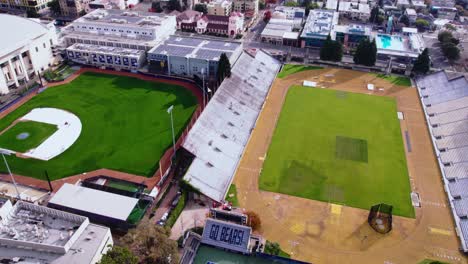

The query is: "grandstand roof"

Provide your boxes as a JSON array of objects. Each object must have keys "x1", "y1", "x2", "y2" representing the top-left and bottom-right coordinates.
[
  {"x1": 416, "y1": 70, "x2": 468, "y2": 252},
  {"x1": 48, "y1": 183, "x2": 138, "y2": 221},
  {"x1": 182, "y1": 50, "x2": 281, "y2": 201}
]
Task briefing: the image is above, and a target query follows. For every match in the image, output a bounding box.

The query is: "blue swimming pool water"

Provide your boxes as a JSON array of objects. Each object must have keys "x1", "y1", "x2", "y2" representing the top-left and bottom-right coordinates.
[{"x1": 376, "y1": 34, "x2": 405, "y2": 51}]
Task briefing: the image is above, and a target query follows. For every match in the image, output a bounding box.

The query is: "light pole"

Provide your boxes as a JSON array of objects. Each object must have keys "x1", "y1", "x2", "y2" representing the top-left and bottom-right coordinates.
[
  {"x1": 201, "y1": 68, "x2": 206, "y2": 108},
  {"x1": 0, "y1": 149, "x2": 20, "y2": 200},
  {"x1": 167, "y1": 105, "x2": 176, "y2": 159}
]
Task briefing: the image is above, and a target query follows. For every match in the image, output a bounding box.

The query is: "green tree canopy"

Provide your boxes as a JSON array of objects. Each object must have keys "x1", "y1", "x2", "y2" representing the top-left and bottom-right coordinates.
[
  {"x1": 121, "y1": 221, "x2": 179, "y2": 264},
  {"x1": 415, "y1": 19, "x2": 429, "y2": 31},
  {"x1": 27, "y1": 9, "x2": 40, "y2": 18},
  {"x1": 217, "y1": 53, "x2": 231, "y2": 83},
  {"x1": 47, "y1": 0, "x2": 61, "y2": 15},
  {"x1": 320, "y1": 35, "x2": 343, "y2": 62},
  {"x1": 412, "y1": 48, "x2": 430, "y2": 74},
  {"x1": 353, "y1": 38, "x2": 377, "y2": 66},
  {"x1": 152, "y1": 1, "x2": 163, "y2": 12},
  {"x1": 284, "y1": 1, "x2": 298, "y2": 6},
  {"x1": 98, "y1": 246, "x2": 138, "y2": 264},
  {"x1": 369, "y1": 6, "x2": 380, "y2": 24},
  {"x1": 194, "y1": 3, "x2": 207, "y2": 13},
  {"x1": 438, "y1": 30, "x2": 453, "y2": 42},
  {"x1": 441, "y1": 42, "x2": 460, "y2": 61},
  {"x1": 167, "y1": 0, "x2": 182, "y2": 11},
  {"x1": 399, "y1": 14, "x2": 410, "y2": 26}
]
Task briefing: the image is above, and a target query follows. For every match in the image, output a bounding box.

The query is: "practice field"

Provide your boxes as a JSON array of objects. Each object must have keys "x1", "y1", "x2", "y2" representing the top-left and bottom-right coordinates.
[
  {"x1": 260, "y1": 86, "x2": 414, "y2": 218},
  {"x1": 0, "y1": 121, "x2": 57, "y2": 153},
  {"x1": 0, "y1": 72, "x2": 197, "y2": 180}
]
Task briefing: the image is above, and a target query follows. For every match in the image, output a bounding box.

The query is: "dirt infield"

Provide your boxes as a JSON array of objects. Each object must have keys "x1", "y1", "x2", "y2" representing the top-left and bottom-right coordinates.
[
  {"x1": 233, "y1": 68, "x2": 467, "y2": 263},
  {"x1": 0, "y1": 68, "x2": 203, "y2": 192}
]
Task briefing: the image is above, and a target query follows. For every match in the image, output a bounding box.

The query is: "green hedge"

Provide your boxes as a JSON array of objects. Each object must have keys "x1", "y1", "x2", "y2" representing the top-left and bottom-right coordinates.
[{"x1": 166, "y1": 191, "x2": 187, "y2": 228}]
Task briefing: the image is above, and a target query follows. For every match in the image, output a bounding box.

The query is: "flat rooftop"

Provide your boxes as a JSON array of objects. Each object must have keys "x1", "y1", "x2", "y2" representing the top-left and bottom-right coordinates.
[
  {"x1": 149, "y1": 36, "x2": 241, "y2": 61},
  {"x1": 74, "y1": 9, "x2": 174, "y2": 28},
  {"x1": 301, "y1": 9, "x2": 338, "y2": 39},
  {"x1": 67, "y1": 43, "x2": 145, "y2": 57},
  {"x1": 48, "y1": 183, "x2": 138, "y2": 221}
]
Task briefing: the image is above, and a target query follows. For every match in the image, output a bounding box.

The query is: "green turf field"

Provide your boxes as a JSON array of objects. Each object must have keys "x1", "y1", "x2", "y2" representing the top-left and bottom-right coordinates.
[
  {"x1": 0, "y1": 121, "x2": 57, "y2": 153},
  {"x1": 260, "y1": 86, "x2": 414, "y2": 218},
  {"x1": 0, "y1": 72, "x2": 197, "y2": 180},
  {"x1": 277, "y1": 64, "x2": 323, "y2": 78},
  {"x1": 373, "y1": 73, "x2": 412, "y2": 87}
]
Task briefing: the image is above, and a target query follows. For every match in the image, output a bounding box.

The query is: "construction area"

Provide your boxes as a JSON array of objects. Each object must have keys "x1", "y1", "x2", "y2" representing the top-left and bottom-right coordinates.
[{"x1": 232, "y1": 67, "x2": 468, "y2": 264}]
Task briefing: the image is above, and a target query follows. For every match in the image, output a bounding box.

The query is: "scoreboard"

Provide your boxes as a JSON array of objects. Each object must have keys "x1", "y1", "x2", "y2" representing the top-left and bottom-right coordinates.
[{"x1": 201, "y1": 219, "x2": 252, "y2": 253}]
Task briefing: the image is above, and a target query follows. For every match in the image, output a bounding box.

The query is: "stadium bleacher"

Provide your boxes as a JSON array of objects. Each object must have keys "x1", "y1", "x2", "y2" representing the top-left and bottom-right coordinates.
[
  {"x1": 416, "y1": 70, "x2": 468, "y2": 252},
  {"x1": 182, "y1": 50, "x2": 281, "y2": 202}
]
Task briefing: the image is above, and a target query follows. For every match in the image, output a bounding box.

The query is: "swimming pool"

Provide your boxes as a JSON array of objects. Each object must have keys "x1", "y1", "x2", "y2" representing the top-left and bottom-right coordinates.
[{"x1": 376, "y1": 34, "x2": 405, "y2": 51}]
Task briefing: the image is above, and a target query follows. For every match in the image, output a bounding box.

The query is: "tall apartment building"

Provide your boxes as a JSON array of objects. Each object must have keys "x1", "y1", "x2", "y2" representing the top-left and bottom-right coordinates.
[
  {"x1": 232, "y1": 0, "x2": 258, "y2": 18},
  {"x1": 207, "y1": 0, "x2": 232, "y2": 16},
  {"x1": 62, "y1": 9, "x2": 176, "y2": 70},
  {"x1": 0, "y1": 0, "x2": 52, "y2": 12},
  {"x1": 59, "y1": 0, "x2": 91, "y2": 17}
]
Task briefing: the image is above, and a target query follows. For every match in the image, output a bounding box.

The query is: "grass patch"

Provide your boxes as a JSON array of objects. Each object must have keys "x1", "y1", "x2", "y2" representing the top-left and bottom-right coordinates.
[
  {"x1": 43, "y1": 64, "x2": 75, "y2": 82},
  {"x1": 225, "y1": 184, "x2": 239, "y2": 206},
  {"x1": 106, "y1": 180, "x2": 139, "y2": 193},
  {"x1": 260, "y1": 86, "x2": 414, "y2": 218},
  {"x1": 418, "y1": 260, "x2": 450, "y2": 264},
  {"x1": 166, "y1": 191, "x2": 187, "y2": 228},
  {"x1": 277, "y1": 64, "x2": 323, "y2": 78},
  {"x1": 127, "y1": 200, "x2": 150, "y2": 225},
  {"x1": 0, "y1": 72, "x2": 197, "y2": 180},
  {"x1": 0, "y1": 121, "x2": 57, "y2": 153},
  {"x1": 264, "y1": 241, "x2": 290, "y2": 258},
  {"x1": 373, "y1": 73, "x2": 412, "y2": 87}
]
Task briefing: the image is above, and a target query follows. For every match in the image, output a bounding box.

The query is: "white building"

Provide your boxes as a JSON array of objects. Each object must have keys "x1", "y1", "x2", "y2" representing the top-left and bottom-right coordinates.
[
  {"x1": 62, "y1": 9, "x2": 176, "y2": 69},
  {"x1": 300, "y1": 9, "x2": 339, "y2": 47},
  {"x1": 207, "y1": 0, "x2": 232, "y2": 16},
  {"x1": 0, "y1": 199, "x2": 113, "y2": 264},
  {"x1": 232, "y1": 0, "x2": 258, "y2": 18},
  {"x1": 0, "y1": 15, "x2": 58, "y2": 95},
  {"x1": 274, "y1": 6, "x2": 306, "y2": 20},
  {"x1": 338, "y1": 1, "x2": 370, "y2": 21}
]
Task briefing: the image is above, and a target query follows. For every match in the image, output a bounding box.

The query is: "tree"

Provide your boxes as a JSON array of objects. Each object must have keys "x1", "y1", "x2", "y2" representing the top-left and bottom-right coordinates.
[
  {"x1": 444, "y1": 23, "x2": 456, "y2": 31},
  {"x1": 167, "y1": 0, "x2": 182, "y2": 11},
  {"x1": 194, "y1": 3, "x2": 207, "y2": 13},
  {"x1": 264, "y1": 241, "x2": 281, "y2": 255},
  {"x1": 284, "y1": 1, "x2": 298, "y2": 6},
  {"x1": 441, "y1": 42, "x2": 460, "y2": 61},
  {"x1": 320, "y1": 35, "x2": 342, "y2": 62},
  {"x1": 27, "y1": 9, "x2": 40, "y2": 18},
  {"x1": 415, "y1": 18, "x2": 429, "y2": 31},
  {"x1": 47, "y1": 0, "x2": 61, "y2": 15},
  {"x1": 99, "y1": 246, "x2": 138, "y2": 264},
  {"x1": 399, "y1": 14, "x2": 410, "y2": 26},
  {"x1": 121, "y1": 221, "x2": 179, "y2": 264},
  {"x1": 354, "y1": 38, "x2": 377, "y2": 66},
  {"x1": 438, "y1": 30, "x2": 453, "y2": 42},
  {"x1": 217, "y1": 53, "x2": 231, "y2": 83},
  {"x1": 246, "y1": 211, "x2": 261, "y2": 231},
  {"x1": 151, "y1": 1, "x2": 163, "y2": 12},
  {"x1": 412, "y1": 48, "x2": 430, "y2": 74},
  {"x1": 263, "y1": 10, "x2": 272, "y2": 23},
  {"x1": 259, "y1": 1, "x2": 266, "y2": 9},
  {"x1": 305, "y1": 2, "x2": 319, "y2": 16},
  {"x1": 369, "y1": 6, "x2": 380, "y2": 23},
  {"x1": 79, "y1": 10, "x2": 87, "y2": 16}
]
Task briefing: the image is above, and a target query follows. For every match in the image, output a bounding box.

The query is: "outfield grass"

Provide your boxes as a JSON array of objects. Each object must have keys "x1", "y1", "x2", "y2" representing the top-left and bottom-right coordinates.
[
  {"x1": 0, "y1": 121, "x2": 57, "y2": 153},
  {"x1": 374, "y1": 73, "x2": 412, "y2": 87},
  {"x1": 0, "y1": 72, "x2": 197, "y2": 180},
  {"x1": 225, "y1": 184, "x2": 239, "y2": 206},
  {"x1": 277, "y1": 64, "x2": 323, "y2": 79},
  {"x1": 260, "y1": 86, "x2": 414, "y2": 218}
]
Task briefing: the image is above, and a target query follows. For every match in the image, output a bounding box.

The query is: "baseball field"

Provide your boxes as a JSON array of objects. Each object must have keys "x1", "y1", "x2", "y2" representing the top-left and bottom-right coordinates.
[
  {"x1": 0, "y1": 72, "x2": 197, "y2": 180},
  {"x1": 260, "y1": 86, "x2": 414, "y2": 218}
]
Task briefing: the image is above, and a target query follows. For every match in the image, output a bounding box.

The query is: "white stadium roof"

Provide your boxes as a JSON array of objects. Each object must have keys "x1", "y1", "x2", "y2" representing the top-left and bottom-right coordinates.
[
  {"x1": 48, "y1": 183, "x2": 138, "y2": 221},
  {"x1": 182, "y1": 50, "x2": 281, "y2": 201},
  {"x1": 0, "y1": 14, "x2": 49, "y2": 58}
]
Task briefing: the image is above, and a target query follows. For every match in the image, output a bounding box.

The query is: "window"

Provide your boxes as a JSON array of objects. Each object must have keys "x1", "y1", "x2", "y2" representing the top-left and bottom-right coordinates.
[
  {"x1": 35, "y1": 47, "x2": 38, "y2": 52},
  {"x1": 49, "y1": 39, "x2": 53, "y2": 46}
]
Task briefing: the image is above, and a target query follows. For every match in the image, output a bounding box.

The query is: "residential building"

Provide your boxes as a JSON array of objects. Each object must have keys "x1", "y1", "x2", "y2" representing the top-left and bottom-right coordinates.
[
  {"x1": 334, "y1": 24, "x2": 372, "y2": 50},
  {"x1": 411, "y1": 0, "x2": 426, "y2": 10},
  {"x1": 260, "y1": 19, "x2": 299, "y2": 46},
  {"x1": 274, "y1": 6, "x2": 306, "y2": 20},
  {"x1": 59, "y1": 0, "x2": 91, "y2": 17},
  {"x1": 431, "y1": 0, "x2": 457, "y2": 20},
  {"x1": 0, "y1": 14, "x2": 58, "y2": 94},
  {"x1": 198, "y1": 13, "x2": 244, "y2": 37},
  {"x1": 325, "y1": 0, "x2": 338, "y2": 10},
  {"x1": 48, "y1": 183, "x2": 147, "y2": 229},
  {"x1": 0, "y1": 0, "x2": 52, "y2": 12},
  {"x1": 300, "y1": 9, "x2": 339, "y2": 47},
  {"x1": 147, "y1": 35, "x2": 242, "y2": 78},
  {"x1": 207, "y1": 0, "x2": 232, "y2": 16},
  {"x1": 338, "y1": 1, "x2": 370, "y2": 21},
  {"x1": 396, "y1": 0, "x2": 410, "y2": 8},
  {"x1": 0, "y1": 199, "x2": 113, "y2": 264},
  {"x1": 62, "y1": 9, "x2": 177, "y2": 51},
  {"x1": 88, "y1": 0, "x2": 139, "y2": 10},
  {"x1": 232, "y1": 0, "x2": 258, "y2": 18},
  {"x1": 405, "y1": 8, "x2": 417, "y2": 23},
  {"x1": 175, "y1": 10, "x2": 203, "y2": 31}
]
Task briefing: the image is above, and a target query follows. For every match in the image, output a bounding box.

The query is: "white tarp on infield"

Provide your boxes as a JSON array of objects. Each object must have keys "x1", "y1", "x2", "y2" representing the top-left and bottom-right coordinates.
[{"x1": 20, "y1": 108, "x2": 82, "y2": 161}]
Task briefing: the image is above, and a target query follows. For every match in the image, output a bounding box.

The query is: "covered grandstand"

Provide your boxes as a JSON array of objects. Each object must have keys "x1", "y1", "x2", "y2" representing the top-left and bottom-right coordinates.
[
  {"x1": 182, "y1": 50, "x2": 281, "y2": 202},
  {"x1": 416, "y1": 71, "x2": 468, "y2": 252}
]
